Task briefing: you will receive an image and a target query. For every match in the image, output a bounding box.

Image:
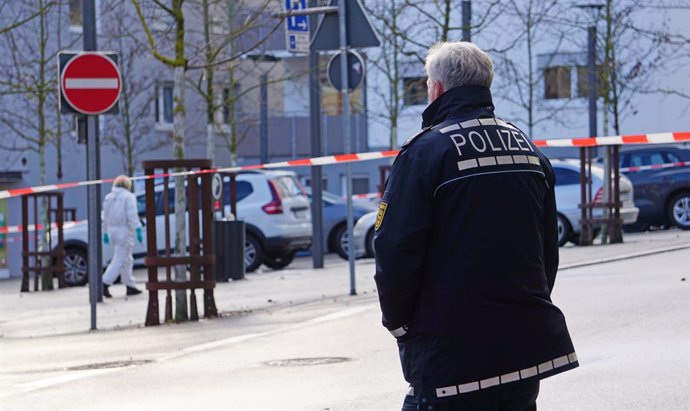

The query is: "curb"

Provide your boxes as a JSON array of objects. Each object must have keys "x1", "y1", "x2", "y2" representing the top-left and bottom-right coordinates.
[{"x1": 559, "y1": 243, "x2": 690, "y2": 271}]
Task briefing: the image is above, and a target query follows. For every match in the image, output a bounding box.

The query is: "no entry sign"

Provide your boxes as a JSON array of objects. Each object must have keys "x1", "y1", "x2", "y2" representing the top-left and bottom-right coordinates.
[{"x1": 59, "y1": 52, "x2": 120, "y2": 115}]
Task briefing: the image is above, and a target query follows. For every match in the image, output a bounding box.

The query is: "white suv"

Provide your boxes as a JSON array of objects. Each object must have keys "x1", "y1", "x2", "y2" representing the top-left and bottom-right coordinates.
[{"x1": 57, "y1": 170, "x2": 311, "y2": 286}]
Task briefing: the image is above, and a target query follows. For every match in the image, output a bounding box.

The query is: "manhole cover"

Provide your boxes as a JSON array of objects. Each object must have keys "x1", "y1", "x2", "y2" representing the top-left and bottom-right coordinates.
[
  {"x1": 264, "y1": 357, "x2": 350, "y2": 367},
  {"x1": 66, "y1": 359, "x2": 151, "y2": 371}
]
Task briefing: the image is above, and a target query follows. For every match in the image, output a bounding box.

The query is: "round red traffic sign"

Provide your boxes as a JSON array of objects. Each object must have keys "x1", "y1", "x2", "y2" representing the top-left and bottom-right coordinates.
[{"x1": 60, "y1": 53, "x2": 121, "y2": 115}]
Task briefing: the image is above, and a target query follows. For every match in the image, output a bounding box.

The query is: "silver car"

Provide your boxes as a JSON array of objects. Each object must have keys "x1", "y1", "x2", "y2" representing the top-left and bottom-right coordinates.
[{"x1": 551, "y1": 159, "x2": 639, "y2": 246}]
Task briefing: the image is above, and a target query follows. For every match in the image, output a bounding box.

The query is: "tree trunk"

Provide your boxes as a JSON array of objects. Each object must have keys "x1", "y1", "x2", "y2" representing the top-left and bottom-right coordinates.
[
  {"x1": 173, "y1": 64, "x2": 188, "y2": 322},
  {"x1": 204, "y1": 0, "x2": 216, "y2": 164},
  {"x1": 38, "y1": 0, "x2": 52, "y2": 290}
]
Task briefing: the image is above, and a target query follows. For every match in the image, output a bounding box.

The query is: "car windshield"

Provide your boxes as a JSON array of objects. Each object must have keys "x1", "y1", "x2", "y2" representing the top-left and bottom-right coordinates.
[{"x1": 553, "y1": 166, "x2": 580, "y2": 186}]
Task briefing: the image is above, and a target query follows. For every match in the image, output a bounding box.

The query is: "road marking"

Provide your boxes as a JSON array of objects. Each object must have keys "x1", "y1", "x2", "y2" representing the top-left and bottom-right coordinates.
[
  {"x1": 182, "y1": 332, "x2": 271, "y2": 354},
  {"x1": 16, "y1": 369, "x2": 117, "y2": 390},
  {"x1": 307, "y1": 305, "x2": 374, "y2": 324}
]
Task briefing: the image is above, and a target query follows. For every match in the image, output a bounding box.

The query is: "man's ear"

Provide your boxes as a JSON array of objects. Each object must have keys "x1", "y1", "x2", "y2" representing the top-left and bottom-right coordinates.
[
  {"x1": 428, "y1": 80, "x2": 446, "y2": 103},
  {"x1": 434, "y1": 81, "x2": 446, "y2": 97}
]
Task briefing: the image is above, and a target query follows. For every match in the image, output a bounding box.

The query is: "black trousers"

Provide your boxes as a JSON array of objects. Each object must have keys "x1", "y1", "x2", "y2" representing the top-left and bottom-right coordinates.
[{"x1": 401, "y1": 379, "x2": 540, "y2": 411}]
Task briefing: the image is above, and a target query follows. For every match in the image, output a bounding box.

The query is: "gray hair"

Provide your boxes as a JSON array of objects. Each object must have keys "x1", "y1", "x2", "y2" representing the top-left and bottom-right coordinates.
[
  {"x1": 113, "y1": 175, "x2": 132, "y2": 191},
  {"x1": 425, "y1": 42, "x2": 494, "y2": 90}
]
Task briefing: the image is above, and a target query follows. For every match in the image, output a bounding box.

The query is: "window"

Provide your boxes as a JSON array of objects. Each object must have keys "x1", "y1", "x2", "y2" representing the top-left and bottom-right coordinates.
[
  {"x1": 629, "y1": 152, "x2": 665, "y2": 168},
  {"x1": 136, "y1": 194, "x2": 148, "y2": 217},
  {"x1": 273, "y1": 176, "x2": 304, "y2": 199},
  {"x1": 402, "y1": 77, "x2": 427, "y2": 106},
  {"x1": 664, "y1": 151, "x2": 681, "y2": 163},
  {"x1": 69, "y1": 0, "x2": 100, "y2": 33},
  {"x1": 341, "y1": 174, "x2": 370, "y2": 196},
  {"x1": 301, "y1": 177, "x2": 328, "y2": 191},
  {"x1": 223, "y1": 181, "x2": 253, "y2": 204},
  {"x1": 352, "y1": 176, "x2": 369, "y2": 195},
  {"x1": 69, "y1": 0, "x2": 83, "y2": 29},
  {"x1": 155, "y1": 82, "x2": 174, "y2": 125},
  {"x1": 553, "y1": 167, "x2": 580, "y2": 186},
  {"x1": 576, "y1": 66, "x2": 606, "y2": 98},
  {"x1": 544, "y1": 66, "x2": 571, "y2": 99}
]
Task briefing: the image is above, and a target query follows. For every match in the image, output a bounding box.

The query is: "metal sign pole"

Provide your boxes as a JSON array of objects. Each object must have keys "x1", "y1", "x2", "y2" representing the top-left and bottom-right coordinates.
[
  {"x1": 308, "y1": 0, "x2": 324, "y2": 269},
  {"x1": 83, "y1": 0, "x2": 102, "y2": 330},
  {"x1": 462, "y1": 1, "x2": 471, "y2": 42},
  {"x1": 338, "y1": 0, "x2": 356, "y2": 296}
]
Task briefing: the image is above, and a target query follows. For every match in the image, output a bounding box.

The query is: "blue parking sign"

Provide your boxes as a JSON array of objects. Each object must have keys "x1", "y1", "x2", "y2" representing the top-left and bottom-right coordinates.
[
  {"x1": 285, "y1": 0, "x2": 309, "y2": 52},
  {"x1": 285, "y1": 0, "x2": 308, "y2": 32}
]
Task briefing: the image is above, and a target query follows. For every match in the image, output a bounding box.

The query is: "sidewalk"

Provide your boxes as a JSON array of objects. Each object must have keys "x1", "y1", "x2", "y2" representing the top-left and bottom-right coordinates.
[{"x1": 1, "y1": 229, "x2": 688, "y2": 339}]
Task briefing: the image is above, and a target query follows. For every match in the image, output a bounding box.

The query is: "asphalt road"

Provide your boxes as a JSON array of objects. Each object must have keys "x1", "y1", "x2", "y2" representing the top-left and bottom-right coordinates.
[{"x1": 1, "y1": 249, "x2": 688, "y2": 411}]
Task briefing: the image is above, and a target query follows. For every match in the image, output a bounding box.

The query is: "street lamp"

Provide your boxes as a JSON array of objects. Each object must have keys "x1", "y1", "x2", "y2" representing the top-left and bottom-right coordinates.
[{"x1": 247, "y1": 53, "x2": 281, "y2": 165}]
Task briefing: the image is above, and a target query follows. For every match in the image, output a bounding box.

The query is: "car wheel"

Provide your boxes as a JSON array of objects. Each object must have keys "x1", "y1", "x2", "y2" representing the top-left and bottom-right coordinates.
[
  {"x1": 556, "y1": 213, "x2": 572, "y2": 247},
  {"x1": 245, "y1": 235, "x2": 263, "y2": 273},
  {"x1": 365, "y1": 228, "x2": 376, "y2": 258},
  {"x1": 668, "y1": 192, "x2": 690, "y2": 230},
  {"x1": 332, "y1": 224, "x2": 349, "y2": 260},
  {"x1": 263, "y1": 251, "x2": 296, "y2": 270},
  {"x1": 63, "y1": 247, "x2": 88, "y2": 286}
]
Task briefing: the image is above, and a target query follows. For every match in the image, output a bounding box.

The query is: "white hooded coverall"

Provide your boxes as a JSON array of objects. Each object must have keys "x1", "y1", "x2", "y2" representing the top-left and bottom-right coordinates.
[{"x1": 102, "y1": 186, "x2": 142, "y2": 287}]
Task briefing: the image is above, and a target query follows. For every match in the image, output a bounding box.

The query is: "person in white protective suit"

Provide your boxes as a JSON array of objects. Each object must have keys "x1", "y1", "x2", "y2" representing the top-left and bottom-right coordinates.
[{"x1": 102, "y1": 175, "x2": 143, "y2": 298}]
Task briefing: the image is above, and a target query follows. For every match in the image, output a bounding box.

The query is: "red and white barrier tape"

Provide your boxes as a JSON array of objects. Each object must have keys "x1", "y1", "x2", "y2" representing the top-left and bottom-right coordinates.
[
  {"x1": 353, "y1": 192, "x2": 382, "y2": 200},
  {"x1": 532, "y1": 131, "x2": 690, "y2": 148},
  {"x1": 0, "y1": 131, "x2": 688, "y2": 200},
  {"x1": 0, "y1": 221, "x2": 81, "y2": 235},
  {"x1": 0, "y1": 151, "x2": 400, "y2": 200},
  {"x1": 620, "y1": 161, "x2": 690, "y2": 173}
]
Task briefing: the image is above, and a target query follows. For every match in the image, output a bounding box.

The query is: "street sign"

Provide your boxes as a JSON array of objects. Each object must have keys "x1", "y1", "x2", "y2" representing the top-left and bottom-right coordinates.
[
  {"x1": 59, "y1": 52, "x2": 121, "y2": 115},
  {"x1": 285, "y1": 0, "x2": 310, "y2": 53},
  {"x1": 311, "y1": 0, "x2": 380, "y2": 51},
  {"x1": 327, "y1": 50, "x2": 365, "y2": 91}
]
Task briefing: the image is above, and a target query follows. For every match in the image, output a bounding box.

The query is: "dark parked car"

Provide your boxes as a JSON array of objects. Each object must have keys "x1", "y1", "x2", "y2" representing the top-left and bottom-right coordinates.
[
  {"x1": 304, "y1": 188, "x2": 371, "y2": 258},
  {"x1": 618, "y1": 145, "x2": 690, "y2": 230}
]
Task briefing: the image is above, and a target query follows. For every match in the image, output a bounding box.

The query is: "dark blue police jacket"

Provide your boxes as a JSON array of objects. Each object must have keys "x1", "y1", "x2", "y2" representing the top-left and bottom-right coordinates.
[{"x1": 374, "y1": 85, "x2": 578, "y2": 403}]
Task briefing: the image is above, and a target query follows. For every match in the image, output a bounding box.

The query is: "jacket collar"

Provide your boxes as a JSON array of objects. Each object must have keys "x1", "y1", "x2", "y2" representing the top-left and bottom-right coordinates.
[{"x1": 421, "y1": 85, "x2": 495, "y2": 128}]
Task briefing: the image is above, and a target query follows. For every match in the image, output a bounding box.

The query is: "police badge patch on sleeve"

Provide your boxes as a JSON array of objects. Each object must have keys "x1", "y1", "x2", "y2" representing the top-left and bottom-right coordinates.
[{"x1": 375, "y1": 201, "x2": 388, "y2": 231}]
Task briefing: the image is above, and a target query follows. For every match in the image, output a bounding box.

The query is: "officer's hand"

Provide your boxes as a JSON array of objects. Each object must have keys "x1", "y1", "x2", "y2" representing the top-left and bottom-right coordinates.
[
  {"x1": 103, "y1": 233, "x2": 110, "y2": 245},
  {"x1": 136, "y1": 227, "x2": 143, "y2": 244}
]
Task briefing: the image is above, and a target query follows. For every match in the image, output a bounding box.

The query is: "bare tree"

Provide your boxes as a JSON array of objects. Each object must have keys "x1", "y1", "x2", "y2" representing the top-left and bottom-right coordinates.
[
  {"x1": 0, "y1": 1, "x2": 53, "y2": 35},
  {"x1": 395, "y1": 0, "x2": 503, "y2": 62},
  {"x1": 575, "y1": 0, "x2": 690, "y2": 135},
  {"x1": 0, "y1": 0, "x2": 65, "y2": 289},
  {"x1": 492, "y1": 0, "x2": 573, "y2": 136},
  {"x1": 363, "y1": 0, "x2": 410, "y2": 150},
  {"x1": 188, "y1": 0, "x2": 280, "y2": 165},
  {"x1": 131, "y1": 0, "x2": 191, "y2": 322},
  {"x1": 101, "y1": 2, "x2": 167, "y2": 176}
]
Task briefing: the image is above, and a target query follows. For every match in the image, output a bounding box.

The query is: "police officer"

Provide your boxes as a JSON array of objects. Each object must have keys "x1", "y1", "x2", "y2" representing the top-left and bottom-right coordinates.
[{"x1": 374, "y1": 42, "x2": 578, "y2": 411}]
